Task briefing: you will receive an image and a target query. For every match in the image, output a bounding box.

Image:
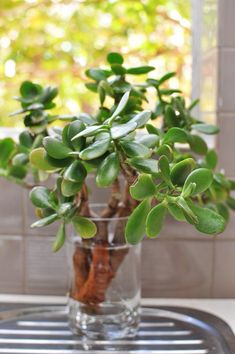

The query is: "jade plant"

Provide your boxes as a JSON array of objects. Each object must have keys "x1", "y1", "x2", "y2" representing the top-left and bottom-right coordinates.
[{"x1": 0, "y1": 52, "x2": 234, "y2": 304}]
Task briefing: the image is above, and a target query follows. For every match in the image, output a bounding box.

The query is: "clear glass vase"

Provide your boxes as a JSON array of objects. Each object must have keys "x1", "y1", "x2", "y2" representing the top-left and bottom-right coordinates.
[{"x1": 66, "y1": 213, "x2": 141, "y2": 339}]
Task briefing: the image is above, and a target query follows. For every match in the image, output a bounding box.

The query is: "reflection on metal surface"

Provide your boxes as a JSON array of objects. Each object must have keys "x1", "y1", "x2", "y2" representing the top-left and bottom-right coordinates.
[{"x1": 0, "y1": 305, "x2": 234, "y2": 353}]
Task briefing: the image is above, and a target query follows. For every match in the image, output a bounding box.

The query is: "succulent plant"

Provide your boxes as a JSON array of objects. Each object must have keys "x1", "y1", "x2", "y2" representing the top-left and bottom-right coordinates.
[{"x1": 1, "y1": 52, "x2": 234, "y2": 252}]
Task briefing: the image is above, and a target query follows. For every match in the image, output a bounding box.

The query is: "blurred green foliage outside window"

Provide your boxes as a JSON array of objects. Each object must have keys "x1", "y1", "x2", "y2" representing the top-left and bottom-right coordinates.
[{"x1": 0, "y1": 0, "x2": 191, "y2": 127}]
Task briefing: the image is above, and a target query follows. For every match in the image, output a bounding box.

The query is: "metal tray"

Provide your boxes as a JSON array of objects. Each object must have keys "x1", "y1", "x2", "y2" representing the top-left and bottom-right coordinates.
[{"x1": 0, "y1": 305, "x2": 235, "y2": 353}]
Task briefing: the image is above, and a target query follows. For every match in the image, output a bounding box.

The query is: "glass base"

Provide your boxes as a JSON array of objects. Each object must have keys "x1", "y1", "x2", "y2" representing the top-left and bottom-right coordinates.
[{"x1": 68, "y1": 297, "x2": 140, "y2": 339}]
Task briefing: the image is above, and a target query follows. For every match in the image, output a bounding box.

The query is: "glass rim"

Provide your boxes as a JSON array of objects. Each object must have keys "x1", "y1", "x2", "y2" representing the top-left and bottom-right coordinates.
[{"x1": 67, "y1": 235, "x2": 139, "y2": 249}]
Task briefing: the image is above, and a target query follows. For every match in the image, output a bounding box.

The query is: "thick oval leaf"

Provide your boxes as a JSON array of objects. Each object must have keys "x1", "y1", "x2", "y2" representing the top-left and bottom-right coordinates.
[
  {"x1": 57, "y1": 203, "x2": 73, "y2": 217},
  {"x1": 167, "y1": 203, "x2": 186, "y2": 221},
  {"x1": 188, "y1": 201, "x2": 225, "y2": 234},
  {"x1": 31, "y1": 213, "x2": 58, "y2": 228},
  {"x1": 129, "y1": 157, "x2": 158, "y2": 174},
  {"x1": 164, "y1": 105, "x2": 178, "y2": 127},
  {"x1": 158, "y1": 71, "x2": 176, "y2": 84},
  {"x1": 126, "y1": 66, "x2": 155, "y2": 75},
  {"x1": 109, "y1": 91, "x2": 130, "y2": 121},
  {"x1": 79, "y1": 138, "x2": 110, "y2": 160},
  {"x1": 66, "y1": 120, "x2": 86, "y2": 150},
  {"x1": 130, "y1": 174, "x2": 156, "y2": 201},
  {"x1": 131, "y1": 111, "x2": 151, "y2": 128},
  {"x1": 45, "y1": 154, "x2": 72, "y2": 168},
  {"x1": 73, "y1": 216, "x2": 97, "y2": 239},
  {"x1": 170, "y1": 158, "x2": 196, "y2": 185},
  {"x1": 192, "y1": 123, "x2": 219, "y2": 135},
  {"x1": 137, "y1": 134, "x2": 159, "y2": 148},
  {"x1": 159, "y1": 155, "x2": 173, "y2": 187},
  {"x1": 217, "y1": 203, "x2": 230, "y2": 223},
  {"x1": 146, "y1": 203, "x2": 167, "y2": 238},
  {"x1": 189, "y1": 135, "x2": 208, "y2": 155},
  {"x1": 176, "y1": 196, "x2": 198, "y2": 224},
  {"x1": 183, "y1": 168, "x2": 213, "y2": 196},
  {"x1": 96, "y1": 152, "x2": 120, "y2": 187},
  {"x1": 125, "y1": 199, "x2": 151, "y2": 244},
  {"x1": 163, "y1": 127, "x2": 189, "y2": 144},
  {"x1": 43, "y1": 137, "x2": 72, "y2": 159},
  {"x1": 205, "y1": 149, "x2": 218, "y2": 169},
  {"x1": 107, "y1": 52, "x2": 124, "y2": 65},
  {"x1": 111, "y1": 121, "x2": 137, "y2": 139},
  {"x1": 12, "y1": 153, "x2": 28, "y2": 166},
  {"x1": 29, "y1": 148, "x2": 56, "y2": 171},
  {"x1": 30, "y1": 186, "x2": 52, "y2": 208},
  {"x1": 0, "y1": 138, "x2": 15, "y2": 168},
  {"x1": 9, "y1": 165, "x2": 27, "y2": 179},
  {"x1": 53, "y1": 223, "x2": 66, "y2": 252},
  {"x1": 156, "y1": 144, "x2": 173, "y2": 161},
  {"x1": 61, "y1": 179, "x2": 83, "y2": 197},
  {"x1": 85, "y1": 68, "x2": 109, "y2": 81},
  {"x1": 19, "y1": 131, "x2": 33, "y2": 148},
  {"x1": 120, "y1": 141, "x2": 151, "y2": 158},
  {"x1": 111, "y1": 64, "x2": 126, "y2": 75},
  {"x1": 63, "y1": 160, "x2": 87, "y2": 183},
  {"x1": 71, "y1": 125, "x2": 103, "y2": 140},
  {"x1": 20, "y1": 81, "x2": 41, "y2": 98}
]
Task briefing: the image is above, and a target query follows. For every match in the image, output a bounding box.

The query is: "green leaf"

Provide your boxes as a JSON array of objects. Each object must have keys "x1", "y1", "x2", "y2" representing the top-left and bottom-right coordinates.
[
  {"x1": 20, "y1": 81, "x2": 42, "y2": 98},
  {"x1": 189, "y1": 134, "x2": 208, "y2": 155},
  {"x1": 12, "y1": 153, "x2": 28, "y2": 166},
  {"x1": 130, "y1": 174, "x2": 156, "y2": 200},
  {"x1": 170, "y1": 158, "x2": 196, "y2": 185},
  {"x1": 156, "y1": 144, "x2": 173, "y2": 162},
  {"x1": 111, "y1": 64, "x2": 126, "y2": 75},
  {"x1": 130, "y1": 110, "x2": 151, "y2": 128},
  {"x1": 159, "y1": 155, "x2": 173, "y2": 187},
  {"x1": 217, "y1": 203, "x2": 230, "y2": 223},
  {"x1": 125, "y1": 198, "x2": 151, "y2": 244},
  {"x1": 146, "y1": 203, "x2": 167, "y2": 238},
  {"x1": 29, "y1": 148, "x2": 57, "y2": 171},
  {"x1": 146, "y1": 124, "x2": 162, "y2": 136},
  {"x1": 168, "y1": 203, "x2": 186, "y2": 221},
  {"x1": 205, "y1": 149, "x2": 218, "y2": 169},
  {"x1": 85, "y1": 68, "x2": 109, "y2": 81},
  {"x1": 160, "y1": 89, "x2": 182, "y2": 95},
  {"x1": 137, "y1": 134, "x2": 159, "y2": 148},
  {"x1": 188, "y1": 98, "x2": 200, "y2": 111},
  {"x1": 45, "y1": 154, "x2": 72, "y2": 168},
  {"x1": 0, "y1": 138, "x2": 15, "y2": 168},
  {"x1": 30, "y1": 186, "x2": 52, "y2": 208},
  {"x1": 63, "y1": 160, "x2": 87, "y2": 183},
  {"x1": 163, "y1": 127, "x2": 189, "y2": 144},
  {"x1": 192, "y1": 123, "x2": 219, "y2": 135},
  {"x1": 43, "y1": 137, "x2": 72, "y2": 159},
  {"x1": 120, "y1": 141, "x2": 151, "y2": 158},
  {"x1": 79, "y1": 138, "x2": 110, "y2": 160},
  {"x1": 182, "y1": 168, "x2": 213, "y2": 196},
  {"x1": 9, "y1": 165, "x2": 27, "y2": 179},
  {"x1": 226, "y1": 196, "x2": 235, "y2": 211},
  {"x1": 96, "y1": 152, "x2": 120, "y2": 187},
  {"x1": 53, "y1": 223, "x2": 66, "y2": 252},
  {"x1": 111, "y1": 121, "x2": 137, "y2": 139},
  {"x1": 31, "y1": 214, "x2": 58, "y2": 228},
  {"x1": 126, "y1": 66, "x2": 155, "y2": 75},
  {"x1": 158, "y1": 72, "x2": 176, "y2": 84},
  {"x1": 61, "y1": 179, "x2": 83, "y2": 197},
  {"x1": 19, "y1": 131, "x2": 33, "y2": 148},
  {"x1": 129, "y1": 157, "x2": 158, "y2": 174},
  {"x1": 181, "y1": 182, "x2": 196, "y2": 198},
  {"x1": 164, "y1": 105, "x2": 179, "y2": 127},
  {"x1": 109, "y1": 91, "x2": 130, "y2": 121},
  {"x1": 66, "y1": 120, "x2": 86, "y2": 150},
  {"x1": 71, "y1": 125, "x2": 104, "y2": 140},
  {"x1": 57, "y1": 203, "x2": 73, "y2": 217},
  {"x1": 73, "y1": 216, "x2": 97, "y2": 239},
  {"x1": 188, "y1": 201, "x2": 225, "y2": 234},
  {"x1": 107, "y1": 52, "x2": 124, "y2": 65},
  {"x1": 176, "y1": 197, "x2": 198, "y2": 224}
]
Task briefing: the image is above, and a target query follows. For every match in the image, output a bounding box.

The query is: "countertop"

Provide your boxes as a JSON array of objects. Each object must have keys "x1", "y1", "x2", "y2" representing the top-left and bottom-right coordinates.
[{"x1": 0, "y1": 294, "x2": 235, "y2": 333}]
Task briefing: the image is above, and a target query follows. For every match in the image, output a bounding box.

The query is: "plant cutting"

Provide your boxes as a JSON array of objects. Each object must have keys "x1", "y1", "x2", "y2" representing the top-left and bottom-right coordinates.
[{"x1": 0, "y1": 52, "x2": 234, "y2": 339}]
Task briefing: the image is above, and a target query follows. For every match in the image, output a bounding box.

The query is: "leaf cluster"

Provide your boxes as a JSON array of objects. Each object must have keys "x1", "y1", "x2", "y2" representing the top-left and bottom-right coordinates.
[{"x1": 0, "y1": 52, "x2": 234, "y2": 250}]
